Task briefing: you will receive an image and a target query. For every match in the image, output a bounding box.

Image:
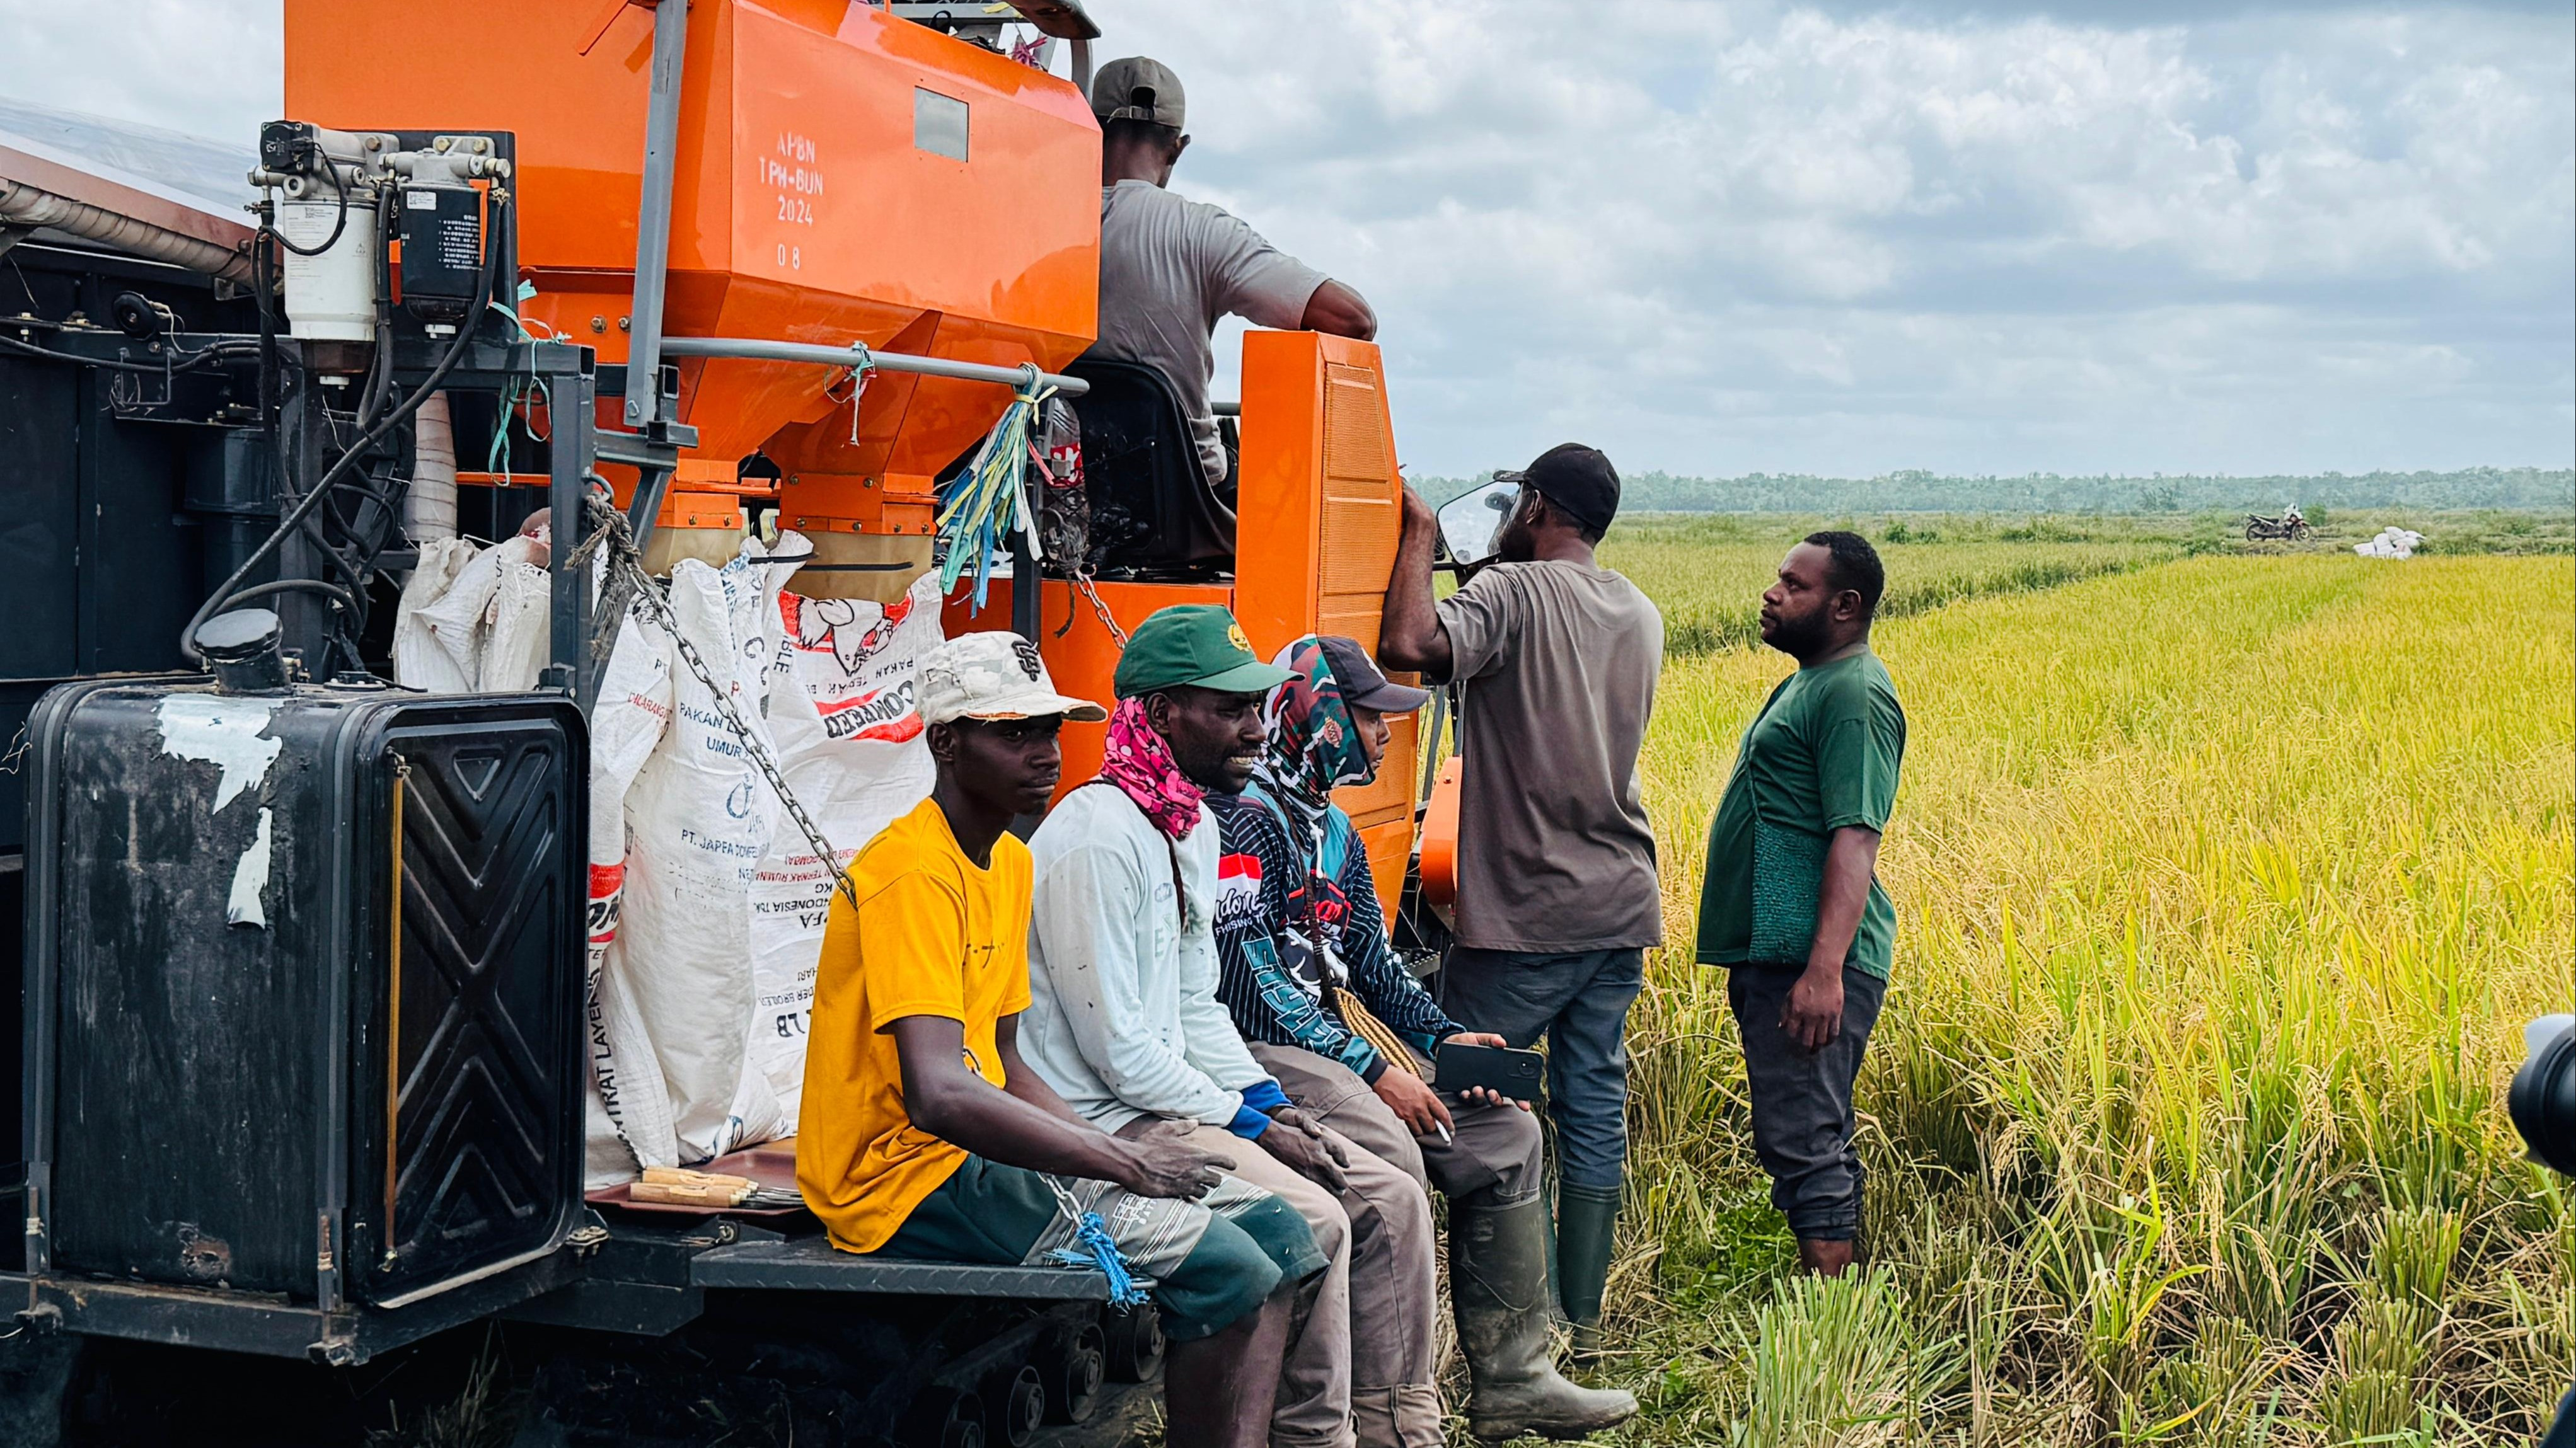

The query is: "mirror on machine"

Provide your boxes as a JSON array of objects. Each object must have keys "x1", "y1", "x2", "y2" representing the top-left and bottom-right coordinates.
[{"x1": 1436, "y1": 476, "x2": 1522, "y2": 565}]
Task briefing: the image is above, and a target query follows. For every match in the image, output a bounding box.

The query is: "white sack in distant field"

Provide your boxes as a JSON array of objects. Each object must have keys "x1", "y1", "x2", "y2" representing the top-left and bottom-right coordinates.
[
  {"x1": 2355, "y1": 526, "x2": 2425, "y2": 559},
  {"x1": 580, "y1": 537, "x2": 802, "y2": 1185},
  {"x1": 742, "y1": 570, "x2": 945, "y2": 1127}
]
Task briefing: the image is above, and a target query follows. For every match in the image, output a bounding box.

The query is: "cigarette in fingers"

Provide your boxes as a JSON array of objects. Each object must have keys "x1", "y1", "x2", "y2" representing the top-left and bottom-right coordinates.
[{"x1": 1435, "y1": 1120, "x2": 1453, "y2": 1146}]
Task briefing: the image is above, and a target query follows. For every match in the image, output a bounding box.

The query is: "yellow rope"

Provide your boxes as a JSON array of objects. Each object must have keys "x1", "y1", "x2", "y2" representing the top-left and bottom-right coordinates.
[{"x1": 1331, "y1": 987, "x2": 1422, "y2": 1077}]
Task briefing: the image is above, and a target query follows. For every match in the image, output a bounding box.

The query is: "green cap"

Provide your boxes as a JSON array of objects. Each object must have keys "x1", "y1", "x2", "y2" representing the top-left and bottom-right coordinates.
[{"x1": 1114, "y1": 606, "x2": 1293, "y2": 699}]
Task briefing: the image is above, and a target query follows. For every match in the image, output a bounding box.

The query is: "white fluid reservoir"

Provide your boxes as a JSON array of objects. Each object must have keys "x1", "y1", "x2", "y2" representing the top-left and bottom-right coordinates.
[{"x1": 277, "y1": 193, "x2": 377, "y2": 344}]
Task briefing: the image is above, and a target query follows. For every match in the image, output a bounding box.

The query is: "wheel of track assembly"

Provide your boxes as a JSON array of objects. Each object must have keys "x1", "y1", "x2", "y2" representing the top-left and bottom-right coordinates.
[
  {"x1": 1102, "y1": 1303, "x2": 1164, "y2": 1383},
  {"x1": 1044, "y1": 1323, "x2": 1106, "y2": 1424},
  {"x1": 993, "y1": 1364, "x2": 1045, "y2": 1447},
  {"x1": 902, "y1": 1387, "x2": 986, "y2": 1448}
]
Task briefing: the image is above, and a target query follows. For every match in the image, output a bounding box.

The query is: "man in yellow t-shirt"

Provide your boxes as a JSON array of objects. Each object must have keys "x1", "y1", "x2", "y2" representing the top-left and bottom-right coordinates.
[{"x1": 797, "y1": 630, "x2": 1325, "y2": 1448}]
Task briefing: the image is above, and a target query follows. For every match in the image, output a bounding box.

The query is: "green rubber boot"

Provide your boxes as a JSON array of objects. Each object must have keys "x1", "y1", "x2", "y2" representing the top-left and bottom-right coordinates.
[
  {"x1": 1452, "y1": 1197, "x2": 1638, "y2": 1441},
  {"x1": 1555, "y1": 1181, "x2": 1623, "y2": 1357}
]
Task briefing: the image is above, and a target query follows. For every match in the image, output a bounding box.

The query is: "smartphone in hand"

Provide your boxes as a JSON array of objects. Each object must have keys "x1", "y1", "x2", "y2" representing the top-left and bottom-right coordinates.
[{"x1": 1435, "y1": 1040, "x2": 1545, "y2": 1103}]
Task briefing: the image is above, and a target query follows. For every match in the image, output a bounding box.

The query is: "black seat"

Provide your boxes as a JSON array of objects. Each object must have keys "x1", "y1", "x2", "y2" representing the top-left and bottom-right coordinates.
[{"x1": 1065, "y1": 356, "x2": 1235, "y2": 576}]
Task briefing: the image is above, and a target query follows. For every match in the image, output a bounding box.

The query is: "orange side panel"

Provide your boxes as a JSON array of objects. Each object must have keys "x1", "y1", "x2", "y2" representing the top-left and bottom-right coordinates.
[
  {"x1": 1417, "y1": 757, "x2": 1462, "y2": 910},
  {"x1": 1234, "y1": 331, "x2": 1416, "y2": 916}
]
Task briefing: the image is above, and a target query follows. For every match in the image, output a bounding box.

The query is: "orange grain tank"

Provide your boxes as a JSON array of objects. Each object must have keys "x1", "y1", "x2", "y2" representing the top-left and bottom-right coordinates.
[{"x1": 284, "y1": 0, "x2": 1100, "y2": 589}]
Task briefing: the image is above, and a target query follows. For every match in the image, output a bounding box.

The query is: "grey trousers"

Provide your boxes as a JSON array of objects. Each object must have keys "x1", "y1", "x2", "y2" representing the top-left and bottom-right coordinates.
[
  {"x1": 1250, "y1": 1041, "x2": 1545, "y2": 1210},
  {"x1": 1124, "y1": 1115, "x2": 1440, "y2": 1448},
  {"x1": 1725, "y1": 963, "x2": 1888, "y2": 1241}
]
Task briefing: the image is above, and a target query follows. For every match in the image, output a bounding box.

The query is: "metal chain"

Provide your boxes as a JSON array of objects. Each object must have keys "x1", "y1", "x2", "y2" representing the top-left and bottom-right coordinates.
[
  {"x1": 576, "y1": 493, "x2": 857, "y2": 906},
  {"x1": 1066, "y1": 569, "x2": 1129, "y2": 648}
]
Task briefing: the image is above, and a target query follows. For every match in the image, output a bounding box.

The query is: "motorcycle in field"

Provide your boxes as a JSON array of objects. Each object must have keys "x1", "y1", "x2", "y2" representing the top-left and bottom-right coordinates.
[{"x1": 2244, "y1": 507, "x2": 2312, "y2": 542}]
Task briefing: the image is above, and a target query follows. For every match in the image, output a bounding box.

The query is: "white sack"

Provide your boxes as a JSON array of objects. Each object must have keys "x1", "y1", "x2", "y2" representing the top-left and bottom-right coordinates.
[
  {"x1": 579, "y1": 537, "x2": 802, "y2": 1183},
  {"x1": 392, "y1": 533, "x2": 550, "y2": 692},
  {"x1": 744, "y1": 571, "x2": 944, "y2": 1125},
  {"x1": 391, "y1": 536, "x2": 481, "y2": 692}
]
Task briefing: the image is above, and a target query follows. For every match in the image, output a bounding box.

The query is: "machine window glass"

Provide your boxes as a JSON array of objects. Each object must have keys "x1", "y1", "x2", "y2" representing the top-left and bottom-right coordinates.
[{"x1": 914, "y1": 89, "x2": 969, "y2": 161}]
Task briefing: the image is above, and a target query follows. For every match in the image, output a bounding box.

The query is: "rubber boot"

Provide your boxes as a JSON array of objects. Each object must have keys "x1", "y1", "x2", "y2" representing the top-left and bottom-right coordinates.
[
  {"x1": 1451, "y1": 1197, "x2": 1638, "y2": 1442},
  {"x1": 1555, "y1": 1181, "x2": 1622, "y2": 1357}
]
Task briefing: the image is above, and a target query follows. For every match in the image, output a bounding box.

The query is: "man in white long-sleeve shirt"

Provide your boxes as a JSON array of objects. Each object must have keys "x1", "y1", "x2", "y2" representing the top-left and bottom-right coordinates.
[{"x1": 1024, "y1": 606, "x2": 1442, "y2": 1448}]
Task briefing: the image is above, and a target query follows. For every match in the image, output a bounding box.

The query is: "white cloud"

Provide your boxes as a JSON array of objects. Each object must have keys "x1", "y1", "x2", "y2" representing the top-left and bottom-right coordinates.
[
  {"x1": 2, "y1": 0, "x2": 2564, "y2": 476},
  {"x1": 1145, "y1": 1, "x2": 2572, "y2": 474},
  {"x1": 0, "y1": 0, "x2": 280, "y2": 142}
]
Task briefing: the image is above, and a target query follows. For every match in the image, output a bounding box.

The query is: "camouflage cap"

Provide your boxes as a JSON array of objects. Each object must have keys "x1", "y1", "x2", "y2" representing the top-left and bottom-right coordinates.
[{"x1": 914, "y1": 631, "x2": 1107, "y2": 727}]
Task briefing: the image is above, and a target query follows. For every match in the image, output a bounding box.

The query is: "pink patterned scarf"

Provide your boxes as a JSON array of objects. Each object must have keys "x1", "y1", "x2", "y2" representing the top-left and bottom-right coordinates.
[{"x1": 1099, "y1": 696, "x2": 1205, "y2": 840}]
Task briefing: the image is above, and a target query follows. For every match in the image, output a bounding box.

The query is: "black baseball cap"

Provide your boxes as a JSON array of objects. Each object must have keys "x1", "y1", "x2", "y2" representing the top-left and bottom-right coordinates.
[
  {"x1": 1317, "y1": 636, "x2": 1431, "y2": 713},
  {"x1": 1513, "y1": 442, "x2": 1621, "y2": 535}
]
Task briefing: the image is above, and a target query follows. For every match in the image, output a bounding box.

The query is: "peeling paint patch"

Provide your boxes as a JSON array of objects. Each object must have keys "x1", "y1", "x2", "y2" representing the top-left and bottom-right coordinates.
[
  {"x1": 166, "y1": 1222, "x2": 233, "y2": 1283},
  {"x1": 228, "y1": 807, "x2": 273, "y2": 928},
  {"x1": 156, "y1": 696, "x2": 284, "y2": 812}
]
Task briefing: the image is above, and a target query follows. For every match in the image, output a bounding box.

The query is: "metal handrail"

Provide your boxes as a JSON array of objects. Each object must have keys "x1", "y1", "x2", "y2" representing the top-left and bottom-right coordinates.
[{"x1": 657, "y1": 336, "x2": 1089, "y2": 396}]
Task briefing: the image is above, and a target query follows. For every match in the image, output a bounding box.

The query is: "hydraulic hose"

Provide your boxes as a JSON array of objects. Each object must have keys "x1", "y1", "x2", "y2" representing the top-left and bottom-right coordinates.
[{"x1": 0, "y1": 177, "x2": 255, "y2": 283}]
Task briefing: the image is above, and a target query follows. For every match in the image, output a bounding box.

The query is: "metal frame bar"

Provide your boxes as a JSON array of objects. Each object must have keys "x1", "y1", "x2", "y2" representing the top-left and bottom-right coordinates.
[
  {"x1": 657, "y1": 336, "x2": 1089, "y2": 397},
  {"x1": 623, "y1": 0, "x2": 689, "y2": 432},
  {"x1": 8, "y1": 1244, "x2": 585, "y2": 1366},
  {"x1": 3, "y1": 1219, "x2": 1129, "y2": 1362},
  {"x1": 546, "y1": 355, "x2": 599, "y2": 706},
  {"x1": 687, "y1": 1236, "x2": 1129, "y2": 1299}
]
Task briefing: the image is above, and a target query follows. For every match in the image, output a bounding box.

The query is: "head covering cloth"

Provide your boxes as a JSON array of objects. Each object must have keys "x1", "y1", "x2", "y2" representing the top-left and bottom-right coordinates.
[
  {"x1": 1245, "y1": 638, "x2": 1373, "y2": 980},
  {"x1": 1098, "y1": 696, "x2": 1206, "y2": 841}
]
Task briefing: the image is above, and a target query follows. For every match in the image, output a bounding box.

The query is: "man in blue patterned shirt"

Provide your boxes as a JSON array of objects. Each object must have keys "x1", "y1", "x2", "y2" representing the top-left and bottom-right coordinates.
[{"x1": 1211, "y1": 636, "x2": 1636, "y2": 1442}]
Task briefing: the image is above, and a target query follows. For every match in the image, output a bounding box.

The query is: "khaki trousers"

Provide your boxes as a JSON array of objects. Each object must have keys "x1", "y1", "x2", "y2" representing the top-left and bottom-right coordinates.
[{"x1": 1130, "y1": 1115, "x2": 1441, "y2": 1448}]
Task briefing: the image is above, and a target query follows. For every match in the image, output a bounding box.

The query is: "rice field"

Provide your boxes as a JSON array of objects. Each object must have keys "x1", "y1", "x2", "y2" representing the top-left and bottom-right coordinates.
[
  {"x1": 1597, "y1": 516, "x2": 2179, "y2": 656},
  {"x1": 1597, "y1": 510, "x2": 2572, "y2": 657},
  {"x1": 1590, "y1": 546, "x2": 2575, "y2": 1445}
]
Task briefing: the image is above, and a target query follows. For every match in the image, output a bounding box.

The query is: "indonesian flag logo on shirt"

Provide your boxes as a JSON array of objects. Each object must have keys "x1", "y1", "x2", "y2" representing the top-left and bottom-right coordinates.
[{"x1": 1215, "y1": 853, "x2": 1263, "y2": 933}]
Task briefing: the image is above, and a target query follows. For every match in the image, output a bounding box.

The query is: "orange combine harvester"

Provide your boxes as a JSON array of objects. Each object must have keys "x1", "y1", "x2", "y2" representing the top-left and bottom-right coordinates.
[{"x1": 0, "y1": 4, "x2": 1438, "y2": 1440}]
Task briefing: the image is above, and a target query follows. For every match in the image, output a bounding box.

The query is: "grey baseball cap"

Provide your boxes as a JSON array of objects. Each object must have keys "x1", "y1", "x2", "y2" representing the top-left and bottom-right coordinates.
[{"x1": 1090, "y1": 56, "x2": 1186, "y2": 130}]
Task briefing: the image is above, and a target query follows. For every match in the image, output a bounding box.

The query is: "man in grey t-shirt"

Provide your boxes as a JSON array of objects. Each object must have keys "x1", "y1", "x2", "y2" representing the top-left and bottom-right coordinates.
[
  {"x1": 1085, "y1": 57, "x2": 1378, "y2": 488},
  {"x1": 1378, "y1": 443, "x2": 1663, "y2": 1353}
]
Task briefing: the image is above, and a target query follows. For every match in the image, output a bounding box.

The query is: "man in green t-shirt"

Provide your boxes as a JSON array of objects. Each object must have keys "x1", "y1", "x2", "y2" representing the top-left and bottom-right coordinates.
[{"x1": 1695, "y1": 531, "x2": 1907, "y2": 1277}]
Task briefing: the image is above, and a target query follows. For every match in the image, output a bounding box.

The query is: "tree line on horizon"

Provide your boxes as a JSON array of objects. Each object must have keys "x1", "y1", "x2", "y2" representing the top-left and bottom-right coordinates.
[{"x1": 1414, "y1": 466, "x2": 2575, "y2": 515}]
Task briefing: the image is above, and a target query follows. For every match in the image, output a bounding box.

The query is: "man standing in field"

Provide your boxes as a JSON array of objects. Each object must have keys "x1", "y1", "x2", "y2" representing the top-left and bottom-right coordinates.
[
  {"x1": 1697, "y1": 532, "x2": 1907, "y2": 1277},
  {"x1": 1378, "y1": 444, "x2": 1665, "y2": 1350}
]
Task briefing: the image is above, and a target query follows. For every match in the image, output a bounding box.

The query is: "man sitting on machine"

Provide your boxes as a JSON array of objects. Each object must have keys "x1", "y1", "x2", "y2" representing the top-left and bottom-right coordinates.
[
  {"x1": 1086, "y1": 55, "x2": 1378, "y2": 495},
  {"x1": 1019, "y1": 606, "x2": 1443, "y2": 1448},
  {"x1": 795, "y1": 631, "x2": 1326, "y2": 1448},
  {"x1": 1206, "y1": 635, "x2": 1639, "y2": 1442}
]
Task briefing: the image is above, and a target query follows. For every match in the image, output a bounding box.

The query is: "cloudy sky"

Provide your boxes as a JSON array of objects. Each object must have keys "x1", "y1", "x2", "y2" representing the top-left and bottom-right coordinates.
[{"x1": 6, "y1": 0, "x2": 2567, "y2": 478}]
